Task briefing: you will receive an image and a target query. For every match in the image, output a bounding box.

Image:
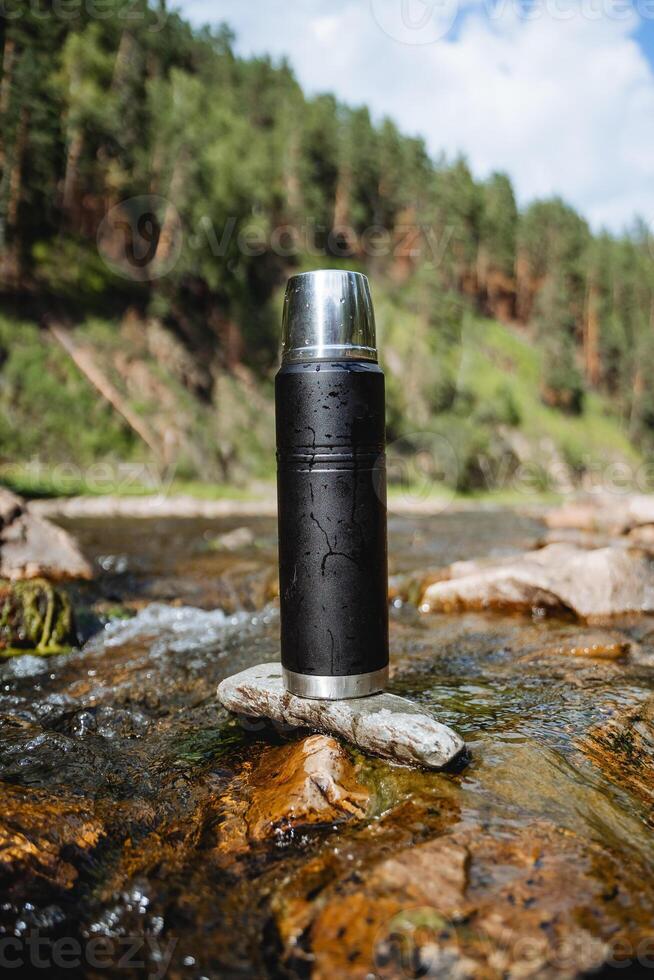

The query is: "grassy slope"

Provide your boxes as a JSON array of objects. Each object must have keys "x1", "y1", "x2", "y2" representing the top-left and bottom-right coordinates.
[
  {"x1": 458, "y1": 317, "x2": 638, "y2": 466},
  {"x1": 0, "y1": 300, "x2": 640, "y2": 500}
]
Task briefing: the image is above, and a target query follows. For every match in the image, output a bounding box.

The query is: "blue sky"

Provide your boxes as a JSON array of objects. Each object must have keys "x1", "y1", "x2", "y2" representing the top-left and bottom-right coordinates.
[
  {"x1": 175, "y1": 0, "x2": 654, "y2": 231},
  {"x1": 635, "y1": 16, "x2": 654, "y2": 66}
]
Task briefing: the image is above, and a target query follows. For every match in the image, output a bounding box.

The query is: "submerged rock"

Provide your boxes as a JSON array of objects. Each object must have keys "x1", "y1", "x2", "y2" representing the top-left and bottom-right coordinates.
[
  {"x1": 0, "y1": 579, "x2": 76, "y2": 654},
  {"x1": 272, "y1": 818, "x2": 654, "y2": 979},
  {"x1": 217, "y1": 664, "x2": 466, "y2": 771},
  {"x1": 0, "y1": 488, "x2": 92, "y2": 581},
  {"x1": 582, "y1": 695, "x2": 654, "y2": 820},
  {"x1": 0, "y1": 784, "x2": 104, "y2": 897},
  {"x1": 219, "y1": 735, "x2": 370, "y2": 848},
  {"x1": 537, "y1": 629, "x2": 631, "y2": 660},
  {"x1": 419, "y1": 543, "x2": 654, "y2": 619}
]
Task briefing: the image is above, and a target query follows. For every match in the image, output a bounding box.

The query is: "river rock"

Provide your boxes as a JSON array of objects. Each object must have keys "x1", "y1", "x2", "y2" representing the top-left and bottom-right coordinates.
[
  {"x1": 0, "y1": 488, "x2": 92, "y2": 581},
  {"x1": 219, "y1": 735, "x2": 370, "y2": 849},
  {"x1": 272, "y1": 818, "x2": 654, "y2": 979},
  {"x1": 217, "y1": 664, "x2": 466, "y2": 770},
  {"x1": 546, "y1": 495, "x2": 654, "y2": 535},
  {"x1": 538, "y1": 629, "x2": 631, "y2": 660},
  {"x1": 419, "y1": 543, "x2": 654, "y2": 618},
  {"x1": 582, "y1": 695, "x2": 654, "y2": 819},
  {"x1": 0, "y1": 784, "x2": 104, "y2": 898}
]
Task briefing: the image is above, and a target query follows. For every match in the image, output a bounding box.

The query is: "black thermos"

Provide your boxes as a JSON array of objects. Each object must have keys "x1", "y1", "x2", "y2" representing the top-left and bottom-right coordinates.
[{"x1": 276, "y1": 270, "x2": 389, "y2": 699}]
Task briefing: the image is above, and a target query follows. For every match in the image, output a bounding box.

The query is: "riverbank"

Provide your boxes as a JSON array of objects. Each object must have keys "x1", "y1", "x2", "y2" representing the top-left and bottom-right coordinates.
[
  {"x1": 29, "y1": 490, "x2": 558, "y2": 520},
  {"x1": 2, "y1": 507, "x2": 654, "y2": 976}
]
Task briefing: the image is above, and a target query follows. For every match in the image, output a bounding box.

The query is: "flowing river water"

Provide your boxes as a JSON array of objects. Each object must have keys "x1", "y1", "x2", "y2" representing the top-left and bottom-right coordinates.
[{"x1": 1, "y1": 509, "x2": 654, "y2": 978}]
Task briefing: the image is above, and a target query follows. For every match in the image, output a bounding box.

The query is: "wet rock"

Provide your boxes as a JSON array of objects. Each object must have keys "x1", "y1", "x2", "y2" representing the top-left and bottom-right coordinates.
[
  {"x1": 0, "y1": 784, "x2": 104, "y2": 896},
  {"x1": 246, "y1": 735, "x2": 369, "y2": 837},
  {"x1": 419, "y1": 543, "x2": 654, "y2": 619},
  {"x1": 220, "y1": 735, "x2": 370, "y2": 847},
  {"x1": 217, "y1": 664, "x2": 466, "y2": 770},
  {"x1": 0, "y1": 488, "x2": 92, "y2": 581},
  {"x1": 272, "y1": 819, "x2": 654, "y2": 979},
  {"x1": 0, "y1": 579, "x2": 76, "y2": 654},
  {"x1": 582, "y1": 695, "x2": 654, "y2": 819},
  {"x1": 538, "y1": 629, "x2": 631, "y2": 660}
]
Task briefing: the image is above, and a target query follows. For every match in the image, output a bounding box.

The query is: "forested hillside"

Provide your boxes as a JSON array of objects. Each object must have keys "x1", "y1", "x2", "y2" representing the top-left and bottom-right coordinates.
[{"x1": 1, "y1": 3, "x2": 652, "y2": 493}]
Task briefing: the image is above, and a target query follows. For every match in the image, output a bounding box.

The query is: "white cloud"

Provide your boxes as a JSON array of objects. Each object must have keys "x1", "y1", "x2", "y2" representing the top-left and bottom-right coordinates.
[{"x1": 177, "y1": 0, "x2": 654, "y2": 231}]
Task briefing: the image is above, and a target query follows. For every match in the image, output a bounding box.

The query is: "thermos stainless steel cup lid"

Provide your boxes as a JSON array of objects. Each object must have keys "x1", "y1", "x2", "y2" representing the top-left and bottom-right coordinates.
[
  {"x1": 282, "y1": 270, "x2": 378, "y2": 363},
  {"x1": 276, "y1": 269, "x2": 389, "y2": 700}
]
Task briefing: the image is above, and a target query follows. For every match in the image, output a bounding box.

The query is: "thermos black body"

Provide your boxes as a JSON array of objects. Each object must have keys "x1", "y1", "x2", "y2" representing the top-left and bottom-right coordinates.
[{"x1": 276, "y1": 270, "x2": 389, "y2": 699}]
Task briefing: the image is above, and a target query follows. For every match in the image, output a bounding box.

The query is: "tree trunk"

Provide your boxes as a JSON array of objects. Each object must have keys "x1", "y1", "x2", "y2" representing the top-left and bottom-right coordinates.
[
  {"x1": 333, "y1": 166, "x2": 351, "y2": 229},
  {"x1": 153, "y1": 151, "x2": 186, "y2": 272},
  {"x1": 476, "y1": 243, "x2": 489, "y2": 301},
  {"x1": 583, "y1": 280, "x2": 601, "y2": 386},
  {"x1": 47, "y1": 322, "x2": 164, "y2": 463},
  {"x1": 0, "y1": 36, "x2": 15, "y2": 175},
  {"x1": 283, "y1": 131, "x2": 303, "y2": 217},
  {"x1": 111, "y1": 30, "x2": 135, "y2": 93},
  {"x1": 62, "y1": 128, "x2": 84, "y2": 222},
  {"x1": 628, "y1": 365, "x2": 644, "y2": 440},
  {"x1": 333, "y1": 166, "x2": 356, "y2": 254},
  {"x1": 7, "y1": 104, "x2": 28, "y2": 230},
  {"x1": 515, "y1": 250, "x2": 532, "y2": 324}
]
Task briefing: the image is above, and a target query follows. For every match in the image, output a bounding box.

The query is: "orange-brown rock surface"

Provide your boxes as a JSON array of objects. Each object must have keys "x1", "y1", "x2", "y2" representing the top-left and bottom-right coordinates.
[
  {"x1": 582, "y1": 694, "x2": 654, "y2": 820},
  {"x1": 537, "y1": 629, "x2": 631, "y2": 660},
  {"x1": 219, "y1": 735, "x2": 371, "y2": 849},
  {"x1": 0, "y1": 784, "x2": 104, "y2": 894},
  {"x1": 272, "y1": 819, "x2": 654, "y2": 979}
]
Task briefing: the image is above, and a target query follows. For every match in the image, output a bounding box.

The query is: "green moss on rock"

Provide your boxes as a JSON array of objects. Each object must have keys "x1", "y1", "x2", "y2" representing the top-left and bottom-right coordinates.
[{"x1": 0, "y1": 579, "x2": 75, "y2": 656}]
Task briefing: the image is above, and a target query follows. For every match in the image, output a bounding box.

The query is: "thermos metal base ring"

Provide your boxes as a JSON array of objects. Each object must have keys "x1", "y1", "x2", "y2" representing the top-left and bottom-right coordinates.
[{"x1": 282, "y1": 666, "x2": 389, "y2": 700}]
